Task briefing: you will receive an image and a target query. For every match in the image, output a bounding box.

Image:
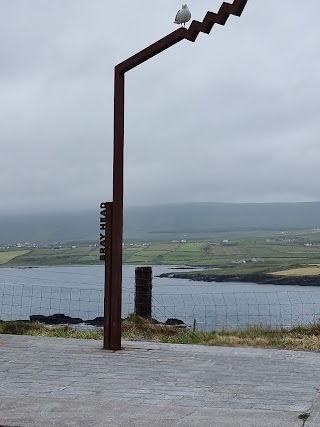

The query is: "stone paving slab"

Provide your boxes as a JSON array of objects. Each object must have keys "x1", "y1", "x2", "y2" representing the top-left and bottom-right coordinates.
[
  {"x1": 0, "y1": 334, "x2": 319, "y2": 426},
  {"x1": 0, "y1": 397, "x2": 304, "y2": 427}
]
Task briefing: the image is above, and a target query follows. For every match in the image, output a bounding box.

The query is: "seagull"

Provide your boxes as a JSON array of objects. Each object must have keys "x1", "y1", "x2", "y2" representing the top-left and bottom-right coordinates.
[{"x1": 174, "y1": 4, "x2": 191, "y2": 27}]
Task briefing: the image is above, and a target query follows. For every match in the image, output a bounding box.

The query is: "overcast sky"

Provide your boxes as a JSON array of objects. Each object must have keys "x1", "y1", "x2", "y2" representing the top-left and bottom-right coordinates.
[{"x1": 1, "y1": 0, "x2": 319, "y2": 213}]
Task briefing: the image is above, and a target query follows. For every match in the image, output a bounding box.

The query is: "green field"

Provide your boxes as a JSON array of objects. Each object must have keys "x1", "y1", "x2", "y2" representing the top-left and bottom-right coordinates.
[
  {"x1": 1, "y1": 229, "x2": 320, "y2": 277},
  {"x1": 3, "y1": 246, "x2": 99, "y2": 266},
  {"x1": 0, "y1": 250, "x2": 30, "y2": 264}
]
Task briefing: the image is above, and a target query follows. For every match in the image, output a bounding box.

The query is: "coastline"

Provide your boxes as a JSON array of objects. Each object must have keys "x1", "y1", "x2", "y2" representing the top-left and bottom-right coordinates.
[
  {"x1": 159, "y1": 271, "x2": 320, "y2": 287},
  {"x1": 2, "y1": 262, "x2": 320, "y2": 287}
]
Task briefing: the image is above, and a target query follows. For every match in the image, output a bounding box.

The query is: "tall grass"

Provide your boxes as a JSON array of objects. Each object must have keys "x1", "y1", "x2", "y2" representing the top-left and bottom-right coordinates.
[{"x1": 1, "y1": 318, "x2": 319, "y2": 352}]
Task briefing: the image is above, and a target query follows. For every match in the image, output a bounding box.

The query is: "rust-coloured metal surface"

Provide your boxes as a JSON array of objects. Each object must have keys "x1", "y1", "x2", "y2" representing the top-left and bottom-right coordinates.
[
  {"x1": 106, "y1": 0, "x2": 249, "y2": 351},
  {"x1": 117, "y1": 0, "x2": 248, "y2": 73},
  {"x1": 99, "y1": 202, "x2": 113, "y2": 349}
]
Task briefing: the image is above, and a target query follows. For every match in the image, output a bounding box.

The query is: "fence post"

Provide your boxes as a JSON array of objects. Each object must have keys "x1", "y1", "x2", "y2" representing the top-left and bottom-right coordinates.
[{"x1": 135, "y1": 267, "x2": 152, "y2": 319}]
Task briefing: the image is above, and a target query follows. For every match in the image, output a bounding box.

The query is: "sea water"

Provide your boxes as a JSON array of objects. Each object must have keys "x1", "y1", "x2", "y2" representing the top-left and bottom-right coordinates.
[{"x1": 0, "y1": 265, "x2": 319, "y2": 330}]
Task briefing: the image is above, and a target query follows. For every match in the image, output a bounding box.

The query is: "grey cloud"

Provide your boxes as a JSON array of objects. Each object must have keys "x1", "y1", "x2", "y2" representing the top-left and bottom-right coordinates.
[{"x1": 0, "y1": 0, "x2": 320, "y2": 213}]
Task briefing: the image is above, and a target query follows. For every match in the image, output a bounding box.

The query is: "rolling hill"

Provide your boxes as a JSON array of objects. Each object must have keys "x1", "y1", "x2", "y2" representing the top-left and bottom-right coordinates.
[{"x1": 0, "y1": 202, "x2": 320, "y2": 244}]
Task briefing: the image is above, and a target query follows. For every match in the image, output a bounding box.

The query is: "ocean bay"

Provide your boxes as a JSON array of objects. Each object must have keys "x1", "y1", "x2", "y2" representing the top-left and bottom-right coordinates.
[{"x1": 0, "y1": 265, "x2": 319, "y2": 331}]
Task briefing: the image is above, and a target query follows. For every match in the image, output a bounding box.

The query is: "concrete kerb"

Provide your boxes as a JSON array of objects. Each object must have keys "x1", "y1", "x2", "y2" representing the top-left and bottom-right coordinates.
[
  {"x1": 305, "y1": 392, "x2": 320, "y2": 427},
  {"x1": 0, "y1": 397, "x2": 307, "y2": 427}
]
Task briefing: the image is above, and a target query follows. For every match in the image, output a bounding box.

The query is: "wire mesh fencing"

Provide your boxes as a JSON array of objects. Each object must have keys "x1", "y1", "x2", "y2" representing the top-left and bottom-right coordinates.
[
  {"x1": 0, "y1": 283, "x2": 105, "y2": 323},
  {"x1": 151, "y1": 291, "x2": 320, "y2": 330},
  {"x1": 1, "y1": 282, "x2": 320, "y2": 331}
]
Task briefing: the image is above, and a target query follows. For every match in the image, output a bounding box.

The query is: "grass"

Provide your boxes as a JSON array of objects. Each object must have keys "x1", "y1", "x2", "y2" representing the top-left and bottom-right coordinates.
[
  {"x1": 167, "y1": 324, "x2": 320, "y2": 352},
  {"x1": 126, "y1": 250, "x2": 170, "y2": 261},
  {"x1": 6, "y1": 247, "x2": 100, "y2": 266},
  {"x1": 271, "y1": 266, "x2": 320, "y2": 276},
  {"x1": 2, "y1": 229, "x2": 320, "y2": 275},
  {"x1": 204, "y1": 244, "x2": 242, "y2": 256},
  {"x1": 1, "y1": 318, "x2": 319, "y2": 352},
  {"x1": 178, "y1": 243, "x2": 205, "y2": 252},
  {"x1": 0, "y1": 250, "x2": 30, "y2": 264},
  {"x1": 144, "y1": 243, "x2": 180, "y2": 251}
]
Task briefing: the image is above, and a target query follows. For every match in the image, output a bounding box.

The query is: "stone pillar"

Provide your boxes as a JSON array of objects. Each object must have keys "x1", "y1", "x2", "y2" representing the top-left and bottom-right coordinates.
[{"x1": 134, "y1": 267, "x2": 152, "y2": 319}]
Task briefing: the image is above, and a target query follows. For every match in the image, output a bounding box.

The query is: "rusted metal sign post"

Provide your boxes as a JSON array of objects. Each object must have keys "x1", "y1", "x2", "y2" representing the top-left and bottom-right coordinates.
[
  {"x1": 104, "y1": 0, "x2": 249, "y2": 350},
  {"x1": 99, "y1": 202, "x2": 112, "y2": 349}
]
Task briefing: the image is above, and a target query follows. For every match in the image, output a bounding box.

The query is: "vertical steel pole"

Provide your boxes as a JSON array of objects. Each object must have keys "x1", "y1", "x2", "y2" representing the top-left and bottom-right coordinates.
[{"x1": 108, "y1": 68, "x2": 125, "y2": 350}]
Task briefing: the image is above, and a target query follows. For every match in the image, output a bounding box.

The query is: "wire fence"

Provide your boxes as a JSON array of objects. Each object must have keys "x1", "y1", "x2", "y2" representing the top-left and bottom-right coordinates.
[
  {"x1": 1, "y1": 282, "x2": 320, "y2": 331},
  {"x1": 151, "y1": 291, "x2": 320, "y2": 330}
]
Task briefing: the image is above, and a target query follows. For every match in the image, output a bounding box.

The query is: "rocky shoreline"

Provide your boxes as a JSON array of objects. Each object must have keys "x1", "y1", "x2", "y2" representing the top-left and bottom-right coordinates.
[
  {"x1": 159, "y1": 272, "x2": 320, "y2": 287},
  {"x1": 27, "y1": 314, "x2": 186, "y2": 327}
]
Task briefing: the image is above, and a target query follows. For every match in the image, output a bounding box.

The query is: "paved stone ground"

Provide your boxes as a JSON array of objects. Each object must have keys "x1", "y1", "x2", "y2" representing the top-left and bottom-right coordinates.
[{"x1": 0, "y1": 334, "x2": 319, "y2": 426}]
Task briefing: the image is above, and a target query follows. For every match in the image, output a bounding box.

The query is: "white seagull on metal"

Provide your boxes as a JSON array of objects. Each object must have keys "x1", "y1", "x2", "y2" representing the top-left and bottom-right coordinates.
[{"x1": 174, "y1": 4, "x2": 191, "y2": 27}]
